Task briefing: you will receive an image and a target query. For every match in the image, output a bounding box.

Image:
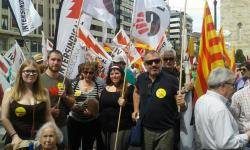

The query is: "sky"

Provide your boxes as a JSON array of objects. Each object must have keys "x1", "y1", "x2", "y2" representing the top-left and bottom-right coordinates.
[{"x1": 168, "y1": 0, "x2": 221, "y2": 32}]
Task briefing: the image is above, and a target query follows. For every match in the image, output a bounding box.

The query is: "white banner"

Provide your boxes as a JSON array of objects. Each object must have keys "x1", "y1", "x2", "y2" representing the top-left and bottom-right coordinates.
[
  {"x1": 131, "y1": 0, "x2": 170, "y2": 49},
  {"x1": 4, "y1": 41, "x2": 26, "y2": 74},
  {"x1": 56, "y1": 0, "x2": 84, "y2": 78},
  {"x1": 8, "y1": 0, "x2": 42, "y2": 36},
  {"x1": 83, "y1": 0, "x2": 116, "y2": 29}
]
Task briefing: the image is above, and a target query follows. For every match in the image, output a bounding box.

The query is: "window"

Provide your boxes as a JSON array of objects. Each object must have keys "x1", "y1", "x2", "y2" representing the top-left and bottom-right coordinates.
[
  {"x1": 123, "y1": 25, "x2": 130, "y2": 31},
  {"x1": 107, "y1": 28, "x2": 112, "y2": 34},
  {"x1": 12, "y1": 17, "x2": 18, "y2": 28},
  {"x1": 90, "y1": 25, "x2": 102, "y2": 32},
  {"x1": 1, "y1": 15, "x2": 8, "y2": 30},
  {"x1": 94, "y1": 36, "x2": 102, "y2": 42},
  {"x1": 106, "y1": 38, "x2": 112, "y2": 43},
  {"x1": 2, "y1": 0, "x2": 9, "y2": 9},
  {"x1": 31, "y1": 42, "x2": 38, "y2": 52},
  {"x1": 52, "y1": 8, "x2": 54, "y2": 19},
  {"x1": 52, "y1": 24, "x2": 55, "y2": 36},
  {"x1": 38, "y1": 5, "x2": 43, "y2": 17},
  {"x1": 123, "y1": 16, "x2": 131, "y2": 23}
]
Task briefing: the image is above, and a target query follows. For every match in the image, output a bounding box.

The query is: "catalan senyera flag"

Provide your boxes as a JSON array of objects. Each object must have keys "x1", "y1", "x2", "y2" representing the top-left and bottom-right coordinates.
[
  {"x1": 219, "y1": 26, "x2": 231, "y2": 68},
  {"x1": 186, "y1": 37, "x2": 195, "y2": 65},
  {"x1": 230, "y1": 45, "x2": 236, "y2": 72},
  {"x1": 194, "y1": 1, "x2": 225, "y2": 103}
]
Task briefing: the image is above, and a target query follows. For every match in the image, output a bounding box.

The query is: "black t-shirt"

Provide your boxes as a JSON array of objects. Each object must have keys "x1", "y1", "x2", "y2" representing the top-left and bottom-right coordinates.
[
  {"x1": 99, "y1": 85, "x2": 134, "y2": 132},
  {"x1": 136, "y1": 71, "x2": 179, "y2": 132}
]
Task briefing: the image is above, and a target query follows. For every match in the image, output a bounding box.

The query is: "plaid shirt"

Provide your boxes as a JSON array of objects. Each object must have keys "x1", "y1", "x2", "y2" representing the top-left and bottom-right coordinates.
[{"x1": 230, "y1": 85, "x2": 250, "y2": 133}]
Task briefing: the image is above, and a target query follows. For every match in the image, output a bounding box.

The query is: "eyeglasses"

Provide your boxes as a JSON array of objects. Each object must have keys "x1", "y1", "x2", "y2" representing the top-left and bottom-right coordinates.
[
  {"x1": 224, "y1": 82, "x2": 236, "y2": 89},
  {"x1": 22, "y1": 70, "x2": 38, "y2": 75},
  {"x1": 145, "y1": 59, "x2": 161, "y2": 65},
  {"x1": 83, "y1": 71, "x2": 94, "y2": 75},
  {"x1": 163, "y1": 57, "x2": 175, "y2": 62}
]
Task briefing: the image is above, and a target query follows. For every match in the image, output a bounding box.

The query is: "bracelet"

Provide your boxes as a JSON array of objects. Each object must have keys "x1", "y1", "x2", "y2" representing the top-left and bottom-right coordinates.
[{"x1": 10, "y1": 132, "x2": 17, "y2": 138}]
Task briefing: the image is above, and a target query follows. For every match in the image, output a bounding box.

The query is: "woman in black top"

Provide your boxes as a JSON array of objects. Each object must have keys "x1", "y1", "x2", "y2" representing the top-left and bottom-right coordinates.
[
  {"x1": 67, "y1": 62, "x2": 103, "y2": 150},
  {"x1": 99, "y1": 65, "x2": 134, "y2": 150},
  {"x1": 1, "y1": 60, "x2": 53, "y2": 149}
]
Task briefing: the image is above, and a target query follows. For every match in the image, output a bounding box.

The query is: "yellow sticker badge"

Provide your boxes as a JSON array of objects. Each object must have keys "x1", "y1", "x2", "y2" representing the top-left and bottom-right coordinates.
[
  {"x1": 57, "y1": 82, "x2": 65, "y2": 90},
  {"x1": 156, "y1": 88, "x2": 167, "y2": 99},
  {"x1": 15, "y1": 107, "x2": 26, "y2": 117},
  {"x1": 74, "y1": 90, "x2": 81, "y2": 97}
]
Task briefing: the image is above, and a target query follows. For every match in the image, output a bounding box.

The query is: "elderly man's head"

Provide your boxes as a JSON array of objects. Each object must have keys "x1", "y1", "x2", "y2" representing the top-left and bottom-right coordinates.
[
  {"x1": 208, "y1": 67, "x2": 236, "y2": 99},
  {"x1": 36, "y1": 122, "x2": 63, "y2": 150},
  {"x1": 160, "y1": 49, "x2": 176, "y2": 69}
]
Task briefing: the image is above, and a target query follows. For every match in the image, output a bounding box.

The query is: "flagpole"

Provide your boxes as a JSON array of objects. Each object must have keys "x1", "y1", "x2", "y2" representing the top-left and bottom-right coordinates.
[
  {"x1": 178, "y1": 0, "x2": 188, "y2": 112},
  {"x1": 56, "y1": 2, "x2": 84, "y2": 107},
  {"x1": 114, "y1": 0, "x2": 137, "y2": 149}
]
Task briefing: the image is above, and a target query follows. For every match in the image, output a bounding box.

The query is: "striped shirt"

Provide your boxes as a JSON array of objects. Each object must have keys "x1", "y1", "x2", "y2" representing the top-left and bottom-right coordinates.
[{"x1": 70, "y1": 79, "x2": 103, "y2": 122}]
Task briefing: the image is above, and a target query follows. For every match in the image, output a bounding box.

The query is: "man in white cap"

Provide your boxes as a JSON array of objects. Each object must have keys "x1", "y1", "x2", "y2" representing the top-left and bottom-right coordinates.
[{"x1": 112, "y1": 55, "x2": 136, "y2": 85}]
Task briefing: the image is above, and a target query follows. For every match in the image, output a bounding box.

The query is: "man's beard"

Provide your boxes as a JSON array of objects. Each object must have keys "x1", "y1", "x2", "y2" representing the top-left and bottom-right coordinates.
[{"x1": 48, "y1": 65, "x2": 60, "y2": 73}]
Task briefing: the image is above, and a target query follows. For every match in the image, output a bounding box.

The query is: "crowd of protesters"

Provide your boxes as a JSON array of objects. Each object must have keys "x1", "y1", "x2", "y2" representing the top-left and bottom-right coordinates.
[{"x1": 0, "y1": 47, "x2": 250, "y2": 150}]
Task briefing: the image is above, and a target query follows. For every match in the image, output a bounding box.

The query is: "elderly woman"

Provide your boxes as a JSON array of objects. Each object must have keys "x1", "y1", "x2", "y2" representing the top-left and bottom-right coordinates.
[
  {"x1": 1, "y1": 60, "x2": 53, "y2": 149},
  {"x1": 99, "y1": 65, "x2": 134, "y2": 150},
  {"x1": 35, "y1": 122, "x2": 63, "y2": 150},
  {"x1": 67, "y1": 62, "x2": 103, "y2": 150}
]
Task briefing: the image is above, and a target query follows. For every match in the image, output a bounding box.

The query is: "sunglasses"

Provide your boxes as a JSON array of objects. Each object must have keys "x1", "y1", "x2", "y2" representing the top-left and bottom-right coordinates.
[
  {"x1": 83, "y1": 71, "x2": 94, "y2": 75},
  {"x1": 163, "y1": 57, "x2": 175, "y2": 62},
  {"x1": 145, "y1": 58, "x2": 161, "y2": 65},
  {"x1": 22, "y1": 70, "x2": 38, "y2": 75}
]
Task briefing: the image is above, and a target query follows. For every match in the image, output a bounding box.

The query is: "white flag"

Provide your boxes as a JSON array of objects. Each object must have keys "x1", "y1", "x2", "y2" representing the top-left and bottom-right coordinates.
[
  {"x1": 0, "y1": 72, "x2": 11, "y2": 104},
  {"x1": 131, "y1": 0, "x2": 170, "y2": 49},
  {"x1": 4, "y1": 41, "x2": 26, "y2": 74},
  {"x1": 113, "y1": 28, "x2": 130, "y2": 47},
  {"x1": 83, "y1": 0, "x2": 116, "y2": 29},
  {"x1": 56, "y1": 0, "x2": 84, "y2": 77},
  {"x1": 78, "y1": 25, "x2": 112, "y2": 75},
  {"x1": 8, "y1": 0, "x2": 42, "y2": 36}
]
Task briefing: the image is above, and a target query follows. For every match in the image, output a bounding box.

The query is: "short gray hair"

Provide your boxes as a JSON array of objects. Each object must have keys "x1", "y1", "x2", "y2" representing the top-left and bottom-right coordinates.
[
  {"x1": 35, "y1": 122, "x2": 63, "y2": 144},
  {"x1": 207, "y1": 67, "x2": 236, "y2": 89},
  {"x1": 160, "y1": 49, "x2": 176, "y2": 58}
]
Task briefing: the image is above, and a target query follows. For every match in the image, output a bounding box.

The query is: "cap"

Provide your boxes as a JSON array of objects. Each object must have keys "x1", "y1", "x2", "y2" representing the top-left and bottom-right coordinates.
[
  {"x1": 112, "y1": 55, "x2": 125, "y2": 63},
  {"x1": 33, "y1": 53, "x2": 43, "y2": 63}
]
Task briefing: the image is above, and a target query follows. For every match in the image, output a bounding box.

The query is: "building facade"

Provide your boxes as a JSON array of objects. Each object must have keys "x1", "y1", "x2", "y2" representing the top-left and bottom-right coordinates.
[
  {"x1": 0, "y1": 0, "x2": 134, "y2": 56},
  {"x1": 169, "y1": 10, "x2": 193, "y2": 54},
  {"x1": 220, "y1": 0, "x2": 250, "y2": 57}
]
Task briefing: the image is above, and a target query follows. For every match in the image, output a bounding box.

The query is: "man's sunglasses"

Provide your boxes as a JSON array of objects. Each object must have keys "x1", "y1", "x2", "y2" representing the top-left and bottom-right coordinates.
[
  {"x1": 145, "y1": 59, "x2": 161, "y2": 65},
  {"x1": 163, "y1": 57, "x2": 175, "y2": 62}
]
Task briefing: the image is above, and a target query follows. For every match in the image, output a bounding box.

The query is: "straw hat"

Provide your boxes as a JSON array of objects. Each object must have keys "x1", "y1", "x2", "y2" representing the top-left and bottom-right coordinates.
[{"x1": 33, "y1": 53, "x2": 43, "y2": 64}]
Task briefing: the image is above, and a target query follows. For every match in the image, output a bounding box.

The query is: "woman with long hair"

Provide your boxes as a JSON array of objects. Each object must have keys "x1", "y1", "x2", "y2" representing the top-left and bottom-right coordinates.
[
  {"x1": 99, "y1": 65, "x2": 134, "y2": 150},
  {"x1": 67, "y1": 62, "x2": 103, "y2": 150},
  {"x1": 1, "y1": 59, "x2": 53, "y2": 149}
]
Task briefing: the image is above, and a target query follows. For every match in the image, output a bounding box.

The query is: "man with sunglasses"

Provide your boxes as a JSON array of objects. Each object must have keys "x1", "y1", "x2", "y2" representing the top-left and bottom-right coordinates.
[
  {"x1": 195, "y1": 67, "x2": 250, "y2": 149},
  {"x1": 235, "y1": 61, "x2": 250, "y2": 90},
  {"x1": 132, "y1": 51, "x2": 186, "y2": 150},
  {"x1": 230, "y1": 60, "x2": 250, "y2": 149},
  {"x1": 41, "y1": 50, "x2": 75, "y2": 148},
  {"x1": 161, "y1": 49, "x2": 179, "y2": 78}
]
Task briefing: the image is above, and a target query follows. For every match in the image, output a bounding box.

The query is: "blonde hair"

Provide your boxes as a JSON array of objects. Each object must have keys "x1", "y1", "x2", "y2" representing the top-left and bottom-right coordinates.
[{"x1": 11, "y1": 59, "x2": 47, "y2": 102}]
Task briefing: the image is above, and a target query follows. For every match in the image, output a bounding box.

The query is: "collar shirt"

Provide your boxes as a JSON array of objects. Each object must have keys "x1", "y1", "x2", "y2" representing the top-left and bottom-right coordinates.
[
  {"x1": 230, "y1": 85, "x2": 250, "y2": 133},
  {"x1": 195, "y1": 90, "x2": 248, "y2": 149}
]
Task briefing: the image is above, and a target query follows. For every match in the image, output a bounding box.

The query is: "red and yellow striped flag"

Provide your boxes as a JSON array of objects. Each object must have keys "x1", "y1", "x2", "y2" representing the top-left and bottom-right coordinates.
[
  {"x1": 230, "y1": 45, "x2": 236, "y2": 72},
  {"x1": 194, "y1": 1, "x2": 225, "y2": 103},
  {"x1": 219, "y1": 26, "x2": 231, "y2": 68},
  {"x1": 186, "y1": 37, "x2": 195, "y2": 65}
]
